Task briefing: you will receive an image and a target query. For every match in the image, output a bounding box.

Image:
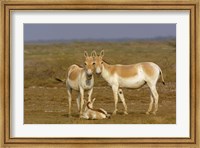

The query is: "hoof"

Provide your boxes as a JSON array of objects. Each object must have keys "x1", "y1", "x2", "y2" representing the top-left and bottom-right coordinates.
[
  {"x1": 152, "y1": 112, "x2": 156, "y2": 115},
  {"x1": 146, "y1": 112, "x2": 150, "y2": 115},
  {"x1": 79, "y1": 115, "x2": 84, "y2": 118},
  {"x1": 112, "y1": 111, "x2": 117, "y2": 115},
  {"x1": 124, "y1": 111, "x2": 128, "y2": 115},
  {"x1": 79, "y1": 113, "x2": 84, "y2": 118}
]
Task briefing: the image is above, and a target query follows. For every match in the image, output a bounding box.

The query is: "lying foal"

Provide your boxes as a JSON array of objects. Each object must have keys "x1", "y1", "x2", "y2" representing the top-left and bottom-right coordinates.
[{"x1": 81, "y1": 98, "x2": 110, "y2": 120}]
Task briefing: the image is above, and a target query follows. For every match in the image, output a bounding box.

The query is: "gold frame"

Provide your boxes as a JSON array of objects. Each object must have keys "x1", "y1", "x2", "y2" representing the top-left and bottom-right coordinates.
[{"x1": 0, "y1": 0, "x2": 199, "y2": 147}]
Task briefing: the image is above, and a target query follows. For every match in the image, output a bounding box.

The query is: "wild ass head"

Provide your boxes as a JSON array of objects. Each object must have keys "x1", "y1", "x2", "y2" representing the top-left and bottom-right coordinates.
[
  {"x1": 92, "y1": 50, "x2": 104, "y2": 75},
  {"x1": 84, "y1": 51, "x2": 95, "y2": 77}
]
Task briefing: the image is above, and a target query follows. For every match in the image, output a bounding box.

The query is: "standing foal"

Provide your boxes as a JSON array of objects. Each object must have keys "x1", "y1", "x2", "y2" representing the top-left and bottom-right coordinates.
[
  {"x1": 92, "y1": 50, "x2": 165, "y2": 115},
  {"x1": 66, "y1": 51, "x2": 95, "y2": 117}
]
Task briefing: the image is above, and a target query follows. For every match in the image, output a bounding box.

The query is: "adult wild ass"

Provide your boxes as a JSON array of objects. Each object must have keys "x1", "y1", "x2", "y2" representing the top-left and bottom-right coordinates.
[
  {"x1": 82, "y1": 98, "x2": 110, "y2": 120},
  {"x1": 92, "y1": 50, "x2": 165, "y2": 115},
  {"x1": 56, "y1": 51, "x2": 95, "y2": 117}
]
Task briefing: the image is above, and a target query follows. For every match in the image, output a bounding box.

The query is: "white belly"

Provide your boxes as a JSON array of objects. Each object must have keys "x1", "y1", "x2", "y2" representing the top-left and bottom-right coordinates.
[{"x1": 118, "y1": 76, "x2": 146, "y2": 88}]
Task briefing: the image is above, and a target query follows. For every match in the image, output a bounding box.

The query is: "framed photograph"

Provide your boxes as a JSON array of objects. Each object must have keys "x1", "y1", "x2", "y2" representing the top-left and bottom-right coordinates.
[{"x1": 1, "y1": 0, "x2": 199, "y2": 147}]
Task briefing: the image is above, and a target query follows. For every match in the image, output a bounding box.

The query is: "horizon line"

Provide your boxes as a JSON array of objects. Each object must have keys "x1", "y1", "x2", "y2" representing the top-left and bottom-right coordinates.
[{"x1": 24, "y1": 36, "x2": 176, "y2": 44}]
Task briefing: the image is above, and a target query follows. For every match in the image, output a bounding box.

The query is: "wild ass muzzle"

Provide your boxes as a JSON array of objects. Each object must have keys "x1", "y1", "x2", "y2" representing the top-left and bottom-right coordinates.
[
  {"x1": 92, "y1": 50, "x2": 165, "y2": 115},
  {"x1": 81, "y1": 98, "x2": 111, "y2": 120},
  {"x1": 56, "y1": 51, "x2": 95, "y2": 117}
]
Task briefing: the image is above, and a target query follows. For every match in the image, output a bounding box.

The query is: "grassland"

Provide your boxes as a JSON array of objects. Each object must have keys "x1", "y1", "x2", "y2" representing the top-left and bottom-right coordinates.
[{"x1": 24, "y1": 39, "x2": 176, "y2": 124}]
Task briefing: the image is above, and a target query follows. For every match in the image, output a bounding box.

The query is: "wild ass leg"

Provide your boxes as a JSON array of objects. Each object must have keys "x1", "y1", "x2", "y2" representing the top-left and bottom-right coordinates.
[
  {"x1": 67, "y1": 87, "x2": 72, "y2": 117},
  {"x1": 87, "y1": 88, "x2": 93, "y2": 102},
  {"x1": 146, "y1": 93, "x2": 154, "y2": 115},
  {"x1": 79, "y1": 87, "x2": 85, "y2": 116},
  {"x1": 147, "y1": 82, "x2": 159, "y2": 115},
  {"x1": 112, "y1": 85, "x2": 119, "y2": 115},
  {"x1": 151, "y1": 87, "x2": 159, "y2": 115},
  {"x1": 118, "y1": 89, "x2": 128, "y2": 115},
  {"x1": 76, "y1": 93, "x2": 80, "y2": 112}
]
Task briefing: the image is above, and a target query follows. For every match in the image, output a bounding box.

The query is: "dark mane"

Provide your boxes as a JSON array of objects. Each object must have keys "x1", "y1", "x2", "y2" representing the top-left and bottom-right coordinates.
[
  {"x1": 102, "y1": 59, "x2": 111, "y2": 65},
  {"x1": 75, "y1": 64, "x2": 83, "y2": 68}
]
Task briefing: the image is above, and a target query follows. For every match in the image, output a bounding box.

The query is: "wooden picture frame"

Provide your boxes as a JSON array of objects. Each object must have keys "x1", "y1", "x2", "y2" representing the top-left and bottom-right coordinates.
[{"x1": 0, "y1": 0, "x2": 199, "y2": 147}]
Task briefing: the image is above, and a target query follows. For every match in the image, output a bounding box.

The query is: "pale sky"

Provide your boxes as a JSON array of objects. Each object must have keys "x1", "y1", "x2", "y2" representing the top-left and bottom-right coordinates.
[{"x1": 24, "y1": 24, "x2": 176, "y2": 42}]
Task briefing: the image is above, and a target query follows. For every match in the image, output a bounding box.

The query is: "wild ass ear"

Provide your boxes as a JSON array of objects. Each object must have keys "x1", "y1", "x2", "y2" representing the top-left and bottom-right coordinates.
[
  {"x1": 91, "y1": 50, "x2": 97, "y2": 58},
  {"x1": 91, "y1": 98, "x2": 96, "y2": 104},
  {"x1": 100, "y1": 50, "x2": 104, "y2": 57},
  {"x1": 84, "y1": 51, "x2": 89, "y2": 57}
]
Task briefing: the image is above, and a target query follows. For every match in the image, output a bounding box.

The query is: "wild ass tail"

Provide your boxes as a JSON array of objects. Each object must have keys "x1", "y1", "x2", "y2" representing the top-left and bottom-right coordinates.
[
  {"x1": 55, "y1": 77, "x2": 65, "y2": 83},
  {"x1": 159, "y1": 68, "x2": 165, "y2": 85}
]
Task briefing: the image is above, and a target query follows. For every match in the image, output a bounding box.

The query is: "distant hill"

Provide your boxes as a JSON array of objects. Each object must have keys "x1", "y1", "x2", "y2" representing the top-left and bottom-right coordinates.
[{"x1": 24, "y1": 36, "x2": 176, "y2": 44}]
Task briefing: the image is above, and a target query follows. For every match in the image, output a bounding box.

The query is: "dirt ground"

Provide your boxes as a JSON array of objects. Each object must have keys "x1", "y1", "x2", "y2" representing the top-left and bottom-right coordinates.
[
  {"x1": 24, "y1": 82, "x2": 176, "y2": 124},
  {"x1": 24, "y1": 40, "x2": 176, "y2": 124}
]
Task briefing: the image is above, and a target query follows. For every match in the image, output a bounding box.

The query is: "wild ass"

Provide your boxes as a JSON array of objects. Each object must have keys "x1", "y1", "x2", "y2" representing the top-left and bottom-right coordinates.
[
  {"x1": 92, "y1": 50, "x2": 165, "y2": 115},
  {"x1": 81, "y1": 98, "x2": 110, "y2": 120},
  {"x1": 56, "y1": 51, "x2": 95, "y2": 117}
]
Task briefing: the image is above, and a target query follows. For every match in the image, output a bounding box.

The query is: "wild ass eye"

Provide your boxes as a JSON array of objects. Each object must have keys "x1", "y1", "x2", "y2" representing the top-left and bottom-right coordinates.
[
  {"x1": 92, "y1": 62, "x2": 95, "y2": 65},
  {"x1": 84, "y1": 62, "x2": 87, "y2": 66},
  {"x1": 101, "y1": 61, "x2": 103, "y2": 64}
]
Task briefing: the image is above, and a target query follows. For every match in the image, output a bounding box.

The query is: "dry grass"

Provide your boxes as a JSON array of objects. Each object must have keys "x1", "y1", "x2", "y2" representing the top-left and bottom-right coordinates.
[{"x1": 24, "y1": 39, "x2": 176, "y2": 124}]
